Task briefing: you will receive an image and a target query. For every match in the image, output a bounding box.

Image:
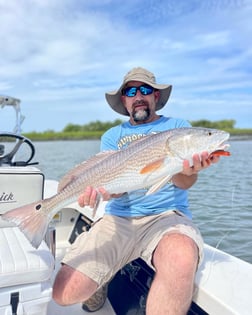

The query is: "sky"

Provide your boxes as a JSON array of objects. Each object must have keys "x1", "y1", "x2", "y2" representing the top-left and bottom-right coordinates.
[{"x1": 0, "y1": 0, "x2": 251, "y2": 132}]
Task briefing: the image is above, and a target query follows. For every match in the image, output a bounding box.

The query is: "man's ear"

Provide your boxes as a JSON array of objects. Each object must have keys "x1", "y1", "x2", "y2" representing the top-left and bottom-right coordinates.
[
  {"x1": 121, "y1": 95, "x2": 126, "y2": 107},
  {"x1": 121, "y1": 95, "x2": 125, "y2": 103},
  {"x1": 154, "y1": 90, "x2": 160, "y2": 102}
]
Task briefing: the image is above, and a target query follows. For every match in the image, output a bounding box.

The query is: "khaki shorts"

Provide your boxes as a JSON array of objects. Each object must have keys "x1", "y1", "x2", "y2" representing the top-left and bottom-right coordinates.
[{"x1": 62, "y1": 210, "x2": 204, "y2": 287}]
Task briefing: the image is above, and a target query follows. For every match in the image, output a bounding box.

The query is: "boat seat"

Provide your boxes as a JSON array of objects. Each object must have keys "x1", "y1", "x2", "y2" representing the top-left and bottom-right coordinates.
[
  {"x1": 0, "y1": 166, "x2": 54, "y2": 289},
  {"x1": 0, "y1": 227, "x2": 54, "y2": 288}
]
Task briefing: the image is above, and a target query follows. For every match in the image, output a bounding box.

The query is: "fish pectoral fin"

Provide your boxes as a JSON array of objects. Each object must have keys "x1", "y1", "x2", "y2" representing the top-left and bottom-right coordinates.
[
  {"x1": 140, "y1": 158, "x2": 165, "y2": 174},
  {"x1": 91, "y1": 191, "x2": 102, "y2": 219},
  {"x1": 146, "y1": 175, "x2": 172, "y2": 195}
]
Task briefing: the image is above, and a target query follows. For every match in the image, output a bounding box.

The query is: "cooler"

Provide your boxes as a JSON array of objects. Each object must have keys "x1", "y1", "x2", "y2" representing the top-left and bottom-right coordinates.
[
  {"x1": 0, "y1": 166, "x2": 54, "y2": 315},
  {"x1": 0, "y1": 166, "x2": 44, "y2": 223}
]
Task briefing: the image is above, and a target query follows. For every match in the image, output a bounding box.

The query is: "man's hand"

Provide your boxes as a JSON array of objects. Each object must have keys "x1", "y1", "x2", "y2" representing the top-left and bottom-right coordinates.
[
  {"x1": 78, "y1": 186, "x2": 109, "y2": 208},
  {"x1": 78, "y1": 186, "x2": 123, "y2": 208},
  {"x1": 182, "y1": 151, "x2": 220, "y2": 176},
  {"x1": 172, "y1": 151, "x2": 220, "y2": 189}
]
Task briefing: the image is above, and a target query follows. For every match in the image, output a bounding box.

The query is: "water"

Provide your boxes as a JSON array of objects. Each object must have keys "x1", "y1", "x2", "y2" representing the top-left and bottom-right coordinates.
[
  {"x1": 33, "y1": 139, "x2": 252, "y2": 264},
  {"x1": 190, "y1": 140, "x2": 252, "y2": 263},
  {"x1": 34, "y1": 140, "x2": 101, "y2": 180}
]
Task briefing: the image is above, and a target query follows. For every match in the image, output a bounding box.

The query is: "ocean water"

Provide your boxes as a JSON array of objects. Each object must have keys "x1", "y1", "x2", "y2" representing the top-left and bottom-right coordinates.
[{"x1": 33, "y1": 139, "x2": 252, "y2": 264}]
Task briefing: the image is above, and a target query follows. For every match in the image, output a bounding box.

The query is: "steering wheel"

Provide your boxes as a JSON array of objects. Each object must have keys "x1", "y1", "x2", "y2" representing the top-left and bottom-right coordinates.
[{"x1": 0, "y1": 133, "x2": 37, "y2": 166}]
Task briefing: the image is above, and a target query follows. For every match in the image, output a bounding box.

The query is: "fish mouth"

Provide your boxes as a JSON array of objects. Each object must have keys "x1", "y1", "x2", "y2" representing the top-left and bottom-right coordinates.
[
  {"x1": 217, "y1": 141, "x2": 230, "y2": 150},
  {"x1": 212, "y1": 131, "x2": 230, "y2": 154},
  {"x1": 210, "y1": 142, "x2": 231, "y2": 157}
]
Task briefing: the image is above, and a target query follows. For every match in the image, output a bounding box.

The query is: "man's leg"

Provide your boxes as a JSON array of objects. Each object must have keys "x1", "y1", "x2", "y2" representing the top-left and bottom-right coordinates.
[
  {"x1": 82, "y1": 283, "x2": 109, "y2": 312},
  {"x1": 146, "y1": 233, "x2": 198, "y2": 315},
  {"x1": 53, "y1": 264, "x2": 98, "y2": 305},
  {"x1": 53, "y1": 215, "x2": 135, "y2": 308}
]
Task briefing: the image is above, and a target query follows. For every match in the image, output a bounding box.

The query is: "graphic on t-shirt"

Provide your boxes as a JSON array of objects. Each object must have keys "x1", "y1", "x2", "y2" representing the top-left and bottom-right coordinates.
[{"x1": 117, "y1": 131, "x2": 158, "y2": 149}]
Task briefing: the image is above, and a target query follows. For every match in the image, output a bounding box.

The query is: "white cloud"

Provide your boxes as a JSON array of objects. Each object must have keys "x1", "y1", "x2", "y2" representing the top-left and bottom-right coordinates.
[{"x1": 0, "y1": 0, "x2": 251, "y2": 131}]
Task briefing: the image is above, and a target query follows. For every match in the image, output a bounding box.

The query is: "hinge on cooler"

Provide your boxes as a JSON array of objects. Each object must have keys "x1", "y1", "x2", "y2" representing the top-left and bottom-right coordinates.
[{"x1": 10, "y1": 292, "x2": 19, "y2": 315}]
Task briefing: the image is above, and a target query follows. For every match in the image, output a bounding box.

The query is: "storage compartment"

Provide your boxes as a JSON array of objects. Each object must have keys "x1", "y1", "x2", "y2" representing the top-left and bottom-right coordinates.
[
  {"x1": 0, "y1": 166, "x2": 44, "y2": 227},
  {"x1": 0, "y1": 227, "x2": 54, "y2": 315},
  {"x1": 0, "y1": 282, "x2": 52, "y2": 315},
  {"x1": 0, "y1": 166, "x2": 44, "y2": 213}
]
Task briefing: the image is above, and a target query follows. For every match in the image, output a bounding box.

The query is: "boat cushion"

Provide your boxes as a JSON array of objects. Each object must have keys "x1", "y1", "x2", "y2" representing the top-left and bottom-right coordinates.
[{"x1": 0, "y1": 227, "x2": 54, "y2": 288}]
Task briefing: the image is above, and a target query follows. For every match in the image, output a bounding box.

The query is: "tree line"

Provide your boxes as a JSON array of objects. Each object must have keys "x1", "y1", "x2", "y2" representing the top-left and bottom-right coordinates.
[
  {"x1": 63, "y1": 119, "x2": 236, "y2": 132},
  {"x1": 63, "y1": 119, "x2": 124, "y2": 132},
  {"x1": 24, "y1": 119, "x2": 251, "y2": 141},
  {"x1": 190, "y1": 119, "x2": 235, "y2": 129}
]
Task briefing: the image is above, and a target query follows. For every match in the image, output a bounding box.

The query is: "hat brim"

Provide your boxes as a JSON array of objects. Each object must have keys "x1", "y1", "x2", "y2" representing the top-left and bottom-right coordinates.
[{"x1": 105, "y1": 82, "x2": 172, "y2": 116}]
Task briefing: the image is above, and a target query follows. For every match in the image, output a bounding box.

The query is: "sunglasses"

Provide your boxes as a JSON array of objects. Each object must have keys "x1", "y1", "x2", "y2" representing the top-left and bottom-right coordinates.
[{"x1": 122, "y1": 85, "x2": 154, "y2": 97}]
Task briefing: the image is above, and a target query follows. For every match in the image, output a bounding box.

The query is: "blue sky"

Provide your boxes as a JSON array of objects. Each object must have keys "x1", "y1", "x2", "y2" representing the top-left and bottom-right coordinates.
[{"x1": 0, "y1": 0, "x2": 251, "y2": 132}]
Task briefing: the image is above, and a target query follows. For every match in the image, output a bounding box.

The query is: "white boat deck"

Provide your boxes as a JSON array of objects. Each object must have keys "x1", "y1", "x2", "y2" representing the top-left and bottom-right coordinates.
[
  {"x1": 194, "y1": 244, "x2": 252, "y2": 315},
  {"x1": 47, "y1": 298, "x2": 114, "y2": 315}
]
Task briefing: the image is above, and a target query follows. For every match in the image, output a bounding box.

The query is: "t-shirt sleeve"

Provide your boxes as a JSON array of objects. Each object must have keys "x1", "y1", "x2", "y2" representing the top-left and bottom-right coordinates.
[
  {"x1": 100, "y1": 127, "x2": 119, "y2": 151},
  {"x1": 173, "y1": 118, "x2": 191, "y2": 128}
]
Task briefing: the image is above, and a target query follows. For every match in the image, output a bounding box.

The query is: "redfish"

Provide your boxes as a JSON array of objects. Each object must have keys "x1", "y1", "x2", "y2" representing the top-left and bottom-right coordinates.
[{"x1": 2, "y1": 127, "x2": 230, "y2": 248}]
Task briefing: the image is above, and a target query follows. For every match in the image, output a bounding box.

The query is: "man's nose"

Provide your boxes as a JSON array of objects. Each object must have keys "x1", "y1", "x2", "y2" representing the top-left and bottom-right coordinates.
[{"x1": 135, "y1": 90, "x2": 144, "y2": 99}]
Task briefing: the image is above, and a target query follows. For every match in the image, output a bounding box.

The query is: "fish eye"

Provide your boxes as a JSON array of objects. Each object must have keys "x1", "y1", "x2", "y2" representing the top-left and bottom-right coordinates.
[{"x1": 208, "y1": 132, "x2": 212, "y2": 136}]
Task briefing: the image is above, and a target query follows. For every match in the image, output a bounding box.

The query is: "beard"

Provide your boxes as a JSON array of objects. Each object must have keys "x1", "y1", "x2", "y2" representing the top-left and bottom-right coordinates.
[{"x1": 132, "y1": 101, "x2": 150, "y2": 122}]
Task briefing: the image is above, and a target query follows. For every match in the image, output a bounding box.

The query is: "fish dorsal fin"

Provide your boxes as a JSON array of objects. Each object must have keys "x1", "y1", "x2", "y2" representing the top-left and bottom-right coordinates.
[
  {"x1": 58, "y1": 151, "x2": 117, "y2": 192},
  {"x1": 140, "y1": 158, "x2": 165, "y2": 174},
  {"x1": 146, "y1": 175, "x2": 172, "y2": 195}
]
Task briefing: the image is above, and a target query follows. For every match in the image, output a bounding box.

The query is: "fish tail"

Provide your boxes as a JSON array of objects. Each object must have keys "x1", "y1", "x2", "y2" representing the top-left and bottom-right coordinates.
[{"x1": 1, "y1": 200, "x2": 49, "y2": 249}]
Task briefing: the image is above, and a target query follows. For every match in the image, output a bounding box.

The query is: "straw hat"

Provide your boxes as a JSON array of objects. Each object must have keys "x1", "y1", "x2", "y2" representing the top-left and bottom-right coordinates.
[{"x1": 105, "y1": 67, "x2": 172, "y2": 116}]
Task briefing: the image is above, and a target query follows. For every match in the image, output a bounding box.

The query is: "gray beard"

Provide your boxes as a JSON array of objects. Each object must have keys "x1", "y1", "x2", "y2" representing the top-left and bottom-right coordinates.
[{"x1": 133, "y1": 108, "x2": 150, "y2": 122}]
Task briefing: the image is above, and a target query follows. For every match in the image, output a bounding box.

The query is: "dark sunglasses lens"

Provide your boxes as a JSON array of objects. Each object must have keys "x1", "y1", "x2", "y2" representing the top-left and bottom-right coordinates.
[
  {"x1": 124, "y1": 87, "x2": 137, "y2": 97},
  {"x1": 140, "y1": 86, "x2": 154, "y2": 95}
]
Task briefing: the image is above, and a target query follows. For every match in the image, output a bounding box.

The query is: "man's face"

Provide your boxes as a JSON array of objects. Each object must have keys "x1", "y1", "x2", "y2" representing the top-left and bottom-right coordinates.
[{"x1": 121, "y1": 81, "x2": 160, "y2": 124}]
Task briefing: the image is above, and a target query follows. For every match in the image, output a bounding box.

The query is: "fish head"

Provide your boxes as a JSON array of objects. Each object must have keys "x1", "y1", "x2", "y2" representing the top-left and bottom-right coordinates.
[{"x1": 166, "y1": 127, "x2": 230, "y2": 162}]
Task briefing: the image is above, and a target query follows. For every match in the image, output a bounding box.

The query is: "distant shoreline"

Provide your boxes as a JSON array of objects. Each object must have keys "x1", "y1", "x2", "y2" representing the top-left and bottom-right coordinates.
[
  {"x1": 230, "y1": 134, "x2": 252, "y2": 141},
  {"x1": 21, "y1": 130, "x2": 252, "y2": 141},
  {"x1": 20, "y1": 119, "x2": 251, "y2": 141}
]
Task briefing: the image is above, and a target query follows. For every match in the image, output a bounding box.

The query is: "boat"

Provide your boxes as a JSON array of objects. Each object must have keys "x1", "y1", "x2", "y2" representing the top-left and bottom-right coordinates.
[{"x1": 0, "y1": 95, "x2": 252, "y2": 315}]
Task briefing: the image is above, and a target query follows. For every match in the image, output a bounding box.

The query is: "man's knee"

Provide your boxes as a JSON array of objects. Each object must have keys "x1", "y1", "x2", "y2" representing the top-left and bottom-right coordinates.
[
  {"x1": 153, "y1": 233, "x2": 199, "y2": 273},
  {"x1": 53, "y1": 264, "x2": 75, "y2": 305},
  {"x1": 53, "y1": 264, "x2": 98, "y2": 305}
]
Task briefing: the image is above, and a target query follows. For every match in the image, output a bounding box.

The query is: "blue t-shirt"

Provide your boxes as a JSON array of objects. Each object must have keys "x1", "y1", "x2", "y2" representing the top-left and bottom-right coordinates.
[{"x1": 101, "y1": 116, "x2": 192, "y2": 218}]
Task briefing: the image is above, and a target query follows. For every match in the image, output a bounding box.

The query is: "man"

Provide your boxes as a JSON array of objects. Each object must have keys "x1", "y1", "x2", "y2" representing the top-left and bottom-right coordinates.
[{"x1": 53, "y1": 67, "x2": 219, "y2": 314}]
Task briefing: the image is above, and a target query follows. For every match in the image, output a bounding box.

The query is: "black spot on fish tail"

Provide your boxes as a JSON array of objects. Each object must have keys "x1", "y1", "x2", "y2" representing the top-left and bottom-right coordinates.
[{"x1": 35, "y1": 204, "x2": 42, "y2": 210}]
